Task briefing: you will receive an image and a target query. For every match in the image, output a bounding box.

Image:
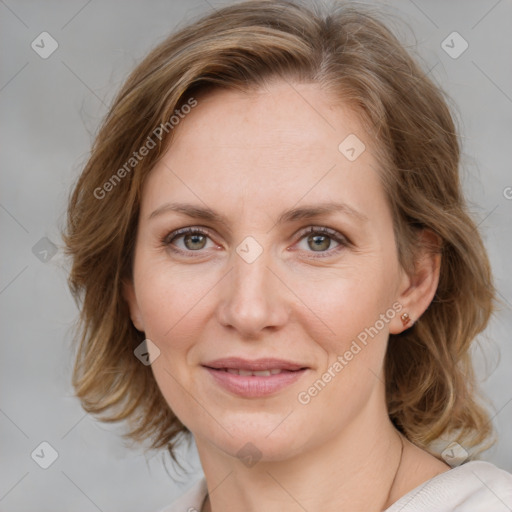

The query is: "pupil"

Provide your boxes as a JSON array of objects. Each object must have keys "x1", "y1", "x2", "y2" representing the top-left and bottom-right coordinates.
[
  {"x1": 185, "y1": 234, "x2": 206, "y2": 250},
  {"x1": 308, "y1": 234, "x2": 330, "y2": 251}
]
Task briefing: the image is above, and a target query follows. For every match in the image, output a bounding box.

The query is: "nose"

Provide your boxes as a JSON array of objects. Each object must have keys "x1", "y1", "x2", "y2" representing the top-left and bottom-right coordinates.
[{"x1": 216, "y1": 248, "x2": 290, "y2": 338}]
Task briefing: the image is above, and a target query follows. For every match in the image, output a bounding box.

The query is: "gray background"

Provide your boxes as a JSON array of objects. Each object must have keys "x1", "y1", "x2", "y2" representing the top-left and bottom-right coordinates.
[{"x1": 1, "y1": 0, "x2": 511, "y2": 510}]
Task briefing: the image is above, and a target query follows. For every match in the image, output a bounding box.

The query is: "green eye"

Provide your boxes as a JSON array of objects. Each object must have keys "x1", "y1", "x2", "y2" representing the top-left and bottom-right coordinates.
[
  {"x1": 183, "y1": 233, "x2": 208, "y2": 250},
  {"x1": 164, "y1": 227, "x2": 214, "y2": 255},
  {"x1": 295, "y1": 227, "x2": 349, "y2": 257},
  {"x1": 164, "y1": 225, "x2": 349, "y2": 259},
  {"x1": 307, "y1": 234, "x2": 333, "y2": 251}
]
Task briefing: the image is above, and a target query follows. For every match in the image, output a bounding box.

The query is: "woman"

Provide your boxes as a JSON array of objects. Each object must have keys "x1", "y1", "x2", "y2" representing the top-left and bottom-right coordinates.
[{"x1": 63, "y1": 1, "x2": 512, "y2": 511}]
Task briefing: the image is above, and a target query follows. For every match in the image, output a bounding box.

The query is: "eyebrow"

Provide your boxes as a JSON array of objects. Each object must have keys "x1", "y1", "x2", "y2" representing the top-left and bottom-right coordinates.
[{"x1": 148, "y1": 201, "x2": 368, "y2": 225}]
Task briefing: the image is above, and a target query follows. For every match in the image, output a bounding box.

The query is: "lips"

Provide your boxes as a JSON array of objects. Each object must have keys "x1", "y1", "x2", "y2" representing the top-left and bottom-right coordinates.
[
  {"x1": 223, "y1": 368, "x2": 285, "y2": 376},
  {"x1": 202, "y1": 357, "x2": 308, "y2": 397},
  {"x1": 203, "y1": 357, "x2": 306, "y2": 372}
]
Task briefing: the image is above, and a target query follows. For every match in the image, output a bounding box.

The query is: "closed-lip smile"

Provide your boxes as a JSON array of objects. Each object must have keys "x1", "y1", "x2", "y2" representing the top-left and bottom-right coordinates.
[{"x1": 202, "y1": 357, "x2": 309, "y2": 397}]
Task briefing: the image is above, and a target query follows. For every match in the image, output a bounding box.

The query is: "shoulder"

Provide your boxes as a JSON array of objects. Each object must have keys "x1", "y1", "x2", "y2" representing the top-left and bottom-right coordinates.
[
  {"x1": 155, "y1": 477, "x2": 208, "y2": 512},
  {"x1": 386, "y1": 461, "x2": 512, "y2": 512}
]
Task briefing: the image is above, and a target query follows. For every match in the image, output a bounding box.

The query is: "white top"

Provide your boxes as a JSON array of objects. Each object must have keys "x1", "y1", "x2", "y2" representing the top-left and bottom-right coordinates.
[{"x1": 158, "y1": 461, "x2": 512, "y2": 512}]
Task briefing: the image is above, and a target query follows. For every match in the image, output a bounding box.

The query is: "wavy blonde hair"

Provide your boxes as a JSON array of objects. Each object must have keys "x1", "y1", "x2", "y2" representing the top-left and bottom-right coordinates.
[{"x1": 63, "y1": 0, "x2": 496, "y2": 460}]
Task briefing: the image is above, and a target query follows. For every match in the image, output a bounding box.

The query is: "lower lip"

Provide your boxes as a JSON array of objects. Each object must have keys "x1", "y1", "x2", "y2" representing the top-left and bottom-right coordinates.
[{"x1": 204, "y1": 367, "x2": 307, "y2": 398}]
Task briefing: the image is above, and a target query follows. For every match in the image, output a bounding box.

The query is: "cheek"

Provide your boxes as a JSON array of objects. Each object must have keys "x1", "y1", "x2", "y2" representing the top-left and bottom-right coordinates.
[
  {"x1": 292, "y1": 275, "x2": 394, "y2": 422},
  {"x1": 135, "y1": 259, "x2": 221, "y2": 345},
  {"x1": 289, "y1": 260, "x2": 397, "y2": 351},
  {"x1": 134, "y1": 262, "x2": 217, "y2": 427}
]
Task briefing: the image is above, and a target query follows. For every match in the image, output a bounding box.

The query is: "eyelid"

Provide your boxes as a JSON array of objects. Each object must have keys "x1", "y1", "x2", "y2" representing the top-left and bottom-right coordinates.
[
  {"x1": 290, "y1": 225, "x2": 350, "y2": 257},
  {"x1": 163, "y1": 226, "x2": 213, "y2": 244},
  {"x1": 163, "y1": 225, "x2": 350, "y2": 257},
  {"x1": 294, "y1": 225, "x2": 349, "y2": 243}
]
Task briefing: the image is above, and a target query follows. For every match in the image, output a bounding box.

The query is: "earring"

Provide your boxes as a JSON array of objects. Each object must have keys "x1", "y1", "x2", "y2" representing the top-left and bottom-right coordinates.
[{"x1": 400, "y1": 313, "x2": 410, "y2": 326}]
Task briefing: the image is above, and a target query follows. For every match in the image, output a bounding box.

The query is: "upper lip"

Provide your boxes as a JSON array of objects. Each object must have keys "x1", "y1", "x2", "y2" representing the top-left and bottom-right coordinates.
[{"x1": 203, "y1": 357, "x2": 307, "y2": 371}]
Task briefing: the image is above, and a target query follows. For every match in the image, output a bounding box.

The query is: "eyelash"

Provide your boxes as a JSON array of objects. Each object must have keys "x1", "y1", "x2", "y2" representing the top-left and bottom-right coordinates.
[{"x1": 162, "y1": 226, "x2": 350, "y2": 259}]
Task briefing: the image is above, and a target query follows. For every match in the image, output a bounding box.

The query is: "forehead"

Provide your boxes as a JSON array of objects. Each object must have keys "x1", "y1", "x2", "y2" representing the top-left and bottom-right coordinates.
[
  {"x1": 141, "y1": 81, "x2": 387, "y2": 221},
  {"x1": 173, "y1": 81, "x2": 363, "y2": 160}
]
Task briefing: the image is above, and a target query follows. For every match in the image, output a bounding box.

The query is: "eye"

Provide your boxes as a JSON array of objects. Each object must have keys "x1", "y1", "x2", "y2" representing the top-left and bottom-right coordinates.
[
  {"x1": 294, "y1": 227, "x2": 348, "y2": 257},
  {"x1": 163, "y1": 227, "x2": 217, "y2": 255},
  {"x1": 162, "y1": 225, "x2": 349, "y2": 259}
]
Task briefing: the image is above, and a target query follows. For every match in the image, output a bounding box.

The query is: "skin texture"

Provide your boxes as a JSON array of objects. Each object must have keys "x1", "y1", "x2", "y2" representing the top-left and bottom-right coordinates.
[{"x1": 124, "y1": 81, "x2": 449, "y2": 512}]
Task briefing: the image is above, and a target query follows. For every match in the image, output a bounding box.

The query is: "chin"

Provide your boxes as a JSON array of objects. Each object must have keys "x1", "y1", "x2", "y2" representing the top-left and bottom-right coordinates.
[{"x1": 196, "y1": 412, "x2": 314, "y2": 463}]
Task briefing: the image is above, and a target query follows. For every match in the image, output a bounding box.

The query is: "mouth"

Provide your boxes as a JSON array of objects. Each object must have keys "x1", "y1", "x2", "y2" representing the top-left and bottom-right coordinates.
[
  {"x1": 214, "y1": 368, "x2": 291, "y2": 376},
  {"x1": 202, "y1": 358, "x2": 309, "y2": 397},
  {"x1": 203, "y1": 357, "x2": 307, "y2": 372}
]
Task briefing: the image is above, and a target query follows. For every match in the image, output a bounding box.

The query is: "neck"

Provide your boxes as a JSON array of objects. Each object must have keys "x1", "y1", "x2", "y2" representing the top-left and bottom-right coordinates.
[{"x1": 195, "y1": 399, "x2": 404, "y2": 512}]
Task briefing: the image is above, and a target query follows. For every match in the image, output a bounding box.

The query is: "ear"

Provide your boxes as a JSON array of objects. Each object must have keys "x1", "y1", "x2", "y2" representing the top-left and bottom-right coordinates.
[
  {"x1": 389, "y1": 229, "x2": 442, "y2": 335},
  {"x1": 122, "y1": 278, "x2": 145, "y2": 332}
]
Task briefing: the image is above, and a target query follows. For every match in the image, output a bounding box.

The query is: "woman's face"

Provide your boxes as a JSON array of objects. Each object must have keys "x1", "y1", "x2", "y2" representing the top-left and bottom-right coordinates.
[{"x1": 125, "y1": 81, "x2": 411, "y2": 461}]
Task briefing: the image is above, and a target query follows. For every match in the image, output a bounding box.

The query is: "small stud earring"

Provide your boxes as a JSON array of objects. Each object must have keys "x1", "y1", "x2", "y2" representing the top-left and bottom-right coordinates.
[{"x1": 400, "y1": 313, "x2": 410, "y2": 326}]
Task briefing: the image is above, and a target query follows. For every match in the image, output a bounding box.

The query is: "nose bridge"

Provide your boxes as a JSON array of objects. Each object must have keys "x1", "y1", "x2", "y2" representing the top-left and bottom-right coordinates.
[{"x1": 216, "y1": 244, "x2": 288, "y2": 336}]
